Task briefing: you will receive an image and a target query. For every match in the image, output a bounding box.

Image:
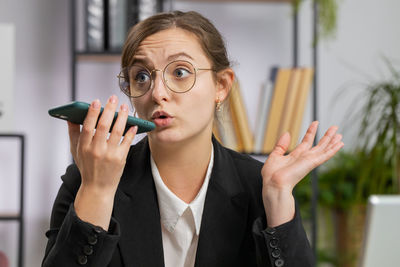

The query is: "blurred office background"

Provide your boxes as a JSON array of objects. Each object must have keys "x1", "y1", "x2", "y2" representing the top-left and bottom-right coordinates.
[{"x1": 0, "y1": 0, "x2": 399, "y2": 266}]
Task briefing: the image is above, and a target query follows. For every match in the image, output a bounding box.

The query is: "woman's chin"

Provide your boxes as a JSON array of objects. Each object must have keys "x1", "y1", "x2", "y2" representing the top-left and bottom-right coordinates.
[{"x1": 148, "y1": 129, "x2": 184, "y2": 144}]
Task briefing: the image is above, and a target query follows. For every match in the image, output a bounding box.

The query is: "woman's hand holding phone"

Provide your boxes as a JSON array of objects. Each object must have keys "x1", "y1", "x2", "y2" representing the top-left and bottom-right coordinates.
[{"x1": 68, "y1": 95, "x2": 137, "y2": 230}]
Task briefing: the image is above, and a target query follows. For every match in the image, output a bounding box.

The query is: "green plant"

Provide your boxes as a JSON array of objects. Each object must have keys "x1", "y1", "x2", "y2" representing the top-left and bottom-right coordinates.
[
  {"x1": 295, "y1": 59, "x2": 400, "y2": 266},
  {"x1": 293, "y1": 0, "x2": 339, "y2": 42},
  {"x1": 320, "y1": 58, "x2": 400, "y2": 205},
  {"x1": 318, "y1": 150, "x2": 363, "y2": 209},
  {"x1": 357, "y1": 58, "x2": 400, "y2": 194}
]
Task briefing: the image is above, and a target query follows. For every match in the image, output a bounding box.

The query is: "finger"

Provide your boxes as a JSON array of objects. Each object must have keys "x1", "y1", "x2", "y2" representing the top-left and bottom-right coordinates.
[
  {"x1": 315, "y1": 125, "x2": 339, "y2": 150},
  {"x1": 290, "y1": 121, "x2": 319, "y2": 157},
  {"x1": 326, "y1": 133, "x2": 342, "y2": 150},
  {"x1": 316, "y1": 140, "x2": 344, "y2": 166},
  {"x1": 299, "y1": 121, "x2": 319, "y2": 150},
  {"x1": 92, "y1": 95, "x2": 119, "y2": 143},
  {"x1": 108, "y1": 103, "x2": 129, "y2": 145},
  {"x1": 120, "y1": 126, "x2": 138, "y2": 153},
  {"x1": 80, "y1": 99, "x2": 101, "y2": 145},
  {"x1": 271, "y1": 132, "x2": 291, "y2": 156},
  {"x1": 67, "y1": 121, "x2": 80, "y2": 158}
]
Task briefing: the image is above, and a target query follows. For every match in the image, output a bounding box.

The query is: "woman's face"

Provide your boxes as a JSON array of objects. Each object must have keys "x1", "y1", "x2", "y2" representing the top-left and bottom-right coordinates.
[{"x1": 131, "y1": 28, "x2": 228, "y2": 145}]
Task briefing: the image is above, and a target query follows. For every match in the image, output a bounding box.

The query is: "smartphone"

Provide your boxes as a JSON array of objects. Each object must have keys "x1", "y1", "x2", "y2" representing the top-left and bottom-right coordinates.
[{"x1": 48, "y1": 101, "x2": 155, "y2": 134}]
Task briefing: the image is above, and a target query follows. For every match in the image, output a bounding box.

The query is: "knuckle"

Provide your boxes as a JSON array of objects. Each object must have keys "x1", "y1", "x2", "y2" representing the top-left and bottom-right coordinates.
[
  {"x1": 96, "y1": 123, "x2": 109, "y2": 132},
  {"x1": 104, "y1": 153, "x2": 123, "y2": 164},
  {"x1": 113, "y1": 127, "x2": 124, "y2": 136},
  {"x1": 91, "y1": 149, "x2": 103, "y2": 160},
  {"x1": 81, "y1": 125, "x2": 91, "y2": 134},
  {"x1": 78, "y1": 144, "x2": 87, "y2": 154}
]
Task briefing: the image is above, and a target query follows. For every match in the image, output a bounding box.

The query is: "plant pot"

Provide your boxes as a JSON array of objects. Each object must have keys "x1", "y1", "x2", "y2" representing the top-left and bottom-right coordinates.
[{"x1": 334, "y1": 204, "x2": 367, "y2": 267}]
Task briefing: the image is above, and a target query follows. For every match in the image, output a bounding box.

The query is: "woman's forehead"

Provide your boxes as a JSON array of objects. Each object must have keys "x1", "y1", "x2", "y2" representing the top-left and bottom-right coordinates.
[{"x1": 134, "y1": 28, "x2": 208, "y2": 64}]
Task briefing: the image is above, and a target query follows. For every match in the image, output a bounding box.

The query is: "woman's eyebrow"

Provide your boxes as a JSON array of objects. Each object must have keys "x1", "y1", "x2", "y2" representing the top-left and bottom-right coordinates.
[
  {"x1": 167, "y1": 52, "x2": 194, "y2": 62},
  {"x1": 132, "y1": 57, "x2": 150, "y2": 66},
  {"x1": 131, "y1": 52, "x2": 194, "y2": 67}
]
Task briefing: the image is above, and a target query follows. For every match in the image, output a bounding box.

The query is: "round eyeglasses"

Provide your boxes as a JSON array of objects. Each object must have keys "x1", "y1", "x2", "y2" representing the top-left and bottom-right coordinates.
[{"x1": 118, "y1": 60, "x2": 215, "y2": 98}]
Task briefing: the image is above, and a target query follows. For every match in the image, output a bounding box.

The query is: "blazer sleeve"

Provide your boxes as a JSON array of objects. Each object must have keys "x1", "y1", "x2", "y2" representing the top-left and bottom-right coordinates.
[
  {"x1": 252, "y1": 202, "x2": 314, "y2": 267},
  {"x1": 42, "y1": 164, "x2": 121, "y2": 267}
]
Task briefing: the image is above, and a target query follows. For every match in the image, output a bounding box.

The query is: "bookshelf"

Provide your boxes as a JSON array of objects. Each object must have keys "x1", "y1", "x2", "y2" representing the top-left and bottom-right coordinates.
[
  {"x1": 69, "y1": 0, "x2": 320, "y2": 260},
  {"x1": 0, "y1": 134, "x2": 25, "y2": 267}
]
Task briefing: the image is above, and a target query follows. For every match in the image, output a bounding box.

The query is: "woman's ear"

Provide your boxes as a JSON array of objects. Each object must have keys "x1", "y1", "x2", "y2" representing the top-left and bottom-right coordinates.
[{"x1": 215, "y1": 68, "x2": 235, "y2": 102}]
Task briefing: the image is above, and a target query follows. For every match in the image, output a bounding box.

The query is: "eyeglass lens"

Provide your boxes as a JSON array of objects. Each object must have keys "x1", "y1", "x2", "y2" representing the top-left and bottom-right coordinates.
[{"x1": 119, "y1": 61, "x2": 197, "y2": 97}]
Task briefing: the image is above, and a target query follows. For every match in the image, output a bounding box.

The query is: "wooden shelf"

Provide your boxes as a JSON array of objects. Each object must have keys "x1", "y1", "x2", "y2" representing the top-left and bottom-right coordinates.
[
  {"x1": 75, "y1": 52, "x2": 121, "y2": 63},
  {"x1": 0, "y1": 213, "x2": 21, "y2": 221},
  {"x1": 181, "y1": 0, "x2": 293, "y2": 3}
]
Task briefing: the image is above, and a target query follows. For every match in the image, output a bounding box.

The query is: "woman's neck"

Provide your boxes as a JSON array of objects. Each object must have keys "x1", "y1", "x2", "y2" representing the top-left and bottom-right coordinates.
[{"x1": 148, "y1": 133, "x2": 213, "y2": 203}]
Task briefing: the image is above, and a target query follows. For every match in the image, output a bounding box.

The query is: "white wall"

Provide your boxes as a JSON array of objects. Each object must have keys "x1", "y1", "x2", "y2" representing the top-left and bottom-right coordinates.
[
  {"x1": 0, "y1": 0, "x2": 399, "y2": 266},
  {"x1": 0, "y1": 0, "x2": 70, "y2": 266}
]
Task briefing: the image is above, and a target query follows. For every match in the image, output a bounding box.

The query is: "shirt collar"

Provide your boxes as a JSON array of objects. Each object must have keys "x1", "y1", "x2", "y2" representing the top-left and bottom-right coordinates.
[{"x1": 151, "y1": 144, "x2": 214, "y2": 235}]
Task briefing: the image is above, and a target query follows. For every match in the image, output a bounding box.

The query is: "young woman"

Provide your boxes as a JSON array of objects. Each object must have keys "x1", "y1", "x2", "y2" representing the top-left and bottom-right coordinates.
[{"x1": 42, "y1": 11, "x2": 343, "y2": 267}]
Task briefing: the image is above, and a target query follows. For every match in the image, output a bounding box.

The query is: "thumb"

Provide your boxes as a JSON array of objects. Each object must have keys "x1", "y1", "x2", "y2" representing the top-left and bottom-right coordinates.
[{"x1": 272, "y1": 132, "x2": 291, "y2": 156}]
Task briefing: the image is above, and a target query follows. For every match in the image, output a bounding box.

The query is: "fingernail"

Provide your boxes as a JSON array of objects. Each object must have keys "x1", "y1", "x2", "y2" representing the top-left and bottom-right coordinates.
[
  {"x1": 121, "y1": 104, "x2": 128, "y2": 111},
  {"x1": 109, "y1": 95, "x2": 117, "y2": 104},
  {"x1": 92, "y1": 99, "x2": 100, "y2": 109}
]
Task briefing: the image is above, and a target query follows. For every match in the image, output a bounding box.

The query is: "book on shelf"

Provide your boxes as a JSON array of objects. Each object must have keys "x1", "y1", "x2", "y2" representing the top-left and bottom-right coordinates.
[
  {"x1": 229, "y1": 80, "x2": 254, "y2": 153},
  {"x1": 212, "y1": 79, "x2": 253, "y2": 153},
  {"x1": 83, "y1": 0, "x2": 162, "y2": 53},
  {"x1": 138, "y1": 0, "x2": 160, "y2": 21},
  {"x1": 86, "y1": 0, "x2": 105, "y2": 51},
  {"x1": 262, "y1": 68, "x2": 292, "y2": 153},
  {"x1": 126, "y1": 0, "x2": 139, "y2": 32},
  {"x1": 109, "y1": 0, "x2": 127, "y2": 51},
  {"x1": 253, "y1": 67, "x2": 278, "y2": 154},
  {"x1": 261, "y1": 67, "x2": 314, "y2": 154},
  {"x1": 289, "y1": 68, "x2": 314, "y2": 149},
  {"x1": 279, "y1": 68, "x2": 302, "y2": 151},
  {"x1": 213, "y1": 67, "x2": 313, "y2": 155},
  {"x1": 214, "y1": 102, "x2": 240, "y2": 152},
  {"x1": 229, "y1": 96, "x2": 244, "y2": 152}
]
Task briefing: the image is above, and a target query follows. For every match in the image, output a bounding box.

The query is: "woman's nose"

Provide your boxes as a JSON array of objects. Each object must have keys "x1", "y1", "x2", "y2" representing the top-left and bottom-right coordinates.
[{"x1": 151, "y1": 70, "x2": 170, "y2": 103}]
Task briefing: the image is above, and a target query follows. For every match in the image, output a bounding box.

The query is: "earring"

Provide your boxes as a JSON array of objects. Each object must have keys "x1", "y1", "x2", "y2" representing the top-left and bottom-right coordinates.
[{"x1": 216, "y1": 100, "x2": 222, "y2": 112}]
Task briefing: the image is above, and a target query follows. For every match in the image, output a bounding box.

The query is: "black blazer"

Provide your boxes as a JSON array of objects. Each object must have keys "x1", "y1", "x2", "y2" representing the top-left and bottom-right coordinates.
[{"x1": 42, "y1": 137, "x2": 313, "y2": 267}]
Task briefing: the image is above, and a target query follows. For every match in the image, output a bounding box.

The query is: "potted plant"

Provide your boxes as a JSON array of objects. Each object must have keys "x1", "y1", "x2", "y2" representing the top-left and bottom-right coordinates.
[
  {"x1": 292, "y1": 0, "x2": 339, "y2": 42},
  {"x1": 295, "y1": 59, "x2": 400, "y2": 266}
]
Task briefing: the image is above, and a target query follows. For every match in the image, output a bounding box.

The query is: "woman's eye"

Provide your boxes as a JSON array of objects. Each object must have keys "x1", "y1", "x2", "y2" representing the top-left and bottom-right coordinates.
[
  {"x1": 173, "y1": 68, "x2": 190, "y2": 78},
  {"x1": 135, "y1": 72, "x2": 150, "y2": 83}
]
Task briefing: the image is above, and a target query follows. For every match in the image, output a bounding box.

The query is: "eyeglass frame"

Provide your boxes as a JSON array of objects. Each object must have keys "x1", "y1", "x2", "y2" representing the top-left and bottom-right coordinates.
[{"x1": 117, "y1": 60, "x2": 216, "y2": 98}]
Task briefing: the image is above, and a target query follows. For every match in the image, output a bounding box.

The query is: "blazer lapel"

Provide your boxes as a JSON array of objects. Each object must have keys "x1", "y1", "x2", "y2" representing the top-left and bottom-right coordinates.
[
  {"x1": 195, "y1": 138, "x2": 250, "y2": 267},
  {"x1": 113, "y1": 137, "x2": 164, "y2": 267}
]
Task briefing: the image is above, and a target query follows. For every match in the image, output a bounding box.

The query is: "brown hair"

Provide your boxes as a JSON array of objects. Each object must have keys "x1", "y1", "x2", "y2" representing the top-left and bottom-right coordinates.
[{"x1": 121, "y1": 11, "x2": 231, "y2": 72}]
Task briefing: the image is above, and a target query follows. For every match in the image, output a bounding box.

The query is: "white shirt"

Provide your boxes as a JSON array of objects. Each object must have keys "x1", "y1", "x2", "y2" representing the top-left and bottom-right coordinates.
[{"x1": 150, "y1": 145, "x2": 214, "y2": 267}]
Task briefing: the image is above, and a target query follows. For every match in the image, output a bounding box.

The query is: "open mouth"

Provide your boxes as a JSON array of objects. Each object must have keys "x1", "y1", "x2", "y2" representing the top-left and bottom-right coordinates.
[
  {"x1": 151, "y1": 111, "x2": 173, "y2": 127},
  {"x1": 152, "y1": 111, "x2": 171, "y2": 119}
]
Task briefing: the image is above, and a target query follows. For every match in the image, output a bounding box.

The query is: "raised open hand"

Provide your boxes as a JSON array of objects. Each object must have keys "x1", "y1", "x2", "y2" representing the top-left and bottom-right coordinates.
[{"x1": 261, "y1": 121, "x2": 344, "y2": 226}]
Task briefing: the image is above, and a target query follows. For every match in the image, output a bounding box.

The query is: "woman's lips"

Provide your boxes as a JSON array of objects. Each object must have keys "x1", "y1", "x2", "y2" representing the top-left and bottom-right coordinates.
[
  {"x1": 151, "y1": 111, "x2": 173, "y2": 127},
  {"x1": 153, "y1": 117, "x2": 173, "y2": 127}
]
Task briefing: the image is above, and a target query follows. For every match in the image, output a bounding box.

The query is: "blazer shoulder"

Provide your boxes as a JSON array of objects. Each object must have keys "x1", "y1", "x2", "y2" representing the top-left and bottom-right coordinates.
[
  {"x1": 227, "y1": 148, "x2": 263, "y2": 170},
  {"x1": 223, "y1": 146, "x2": 264, "y2": 177},
  {"x1": 216, "y1": 142, "x2": 264, "y2": 191}
]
